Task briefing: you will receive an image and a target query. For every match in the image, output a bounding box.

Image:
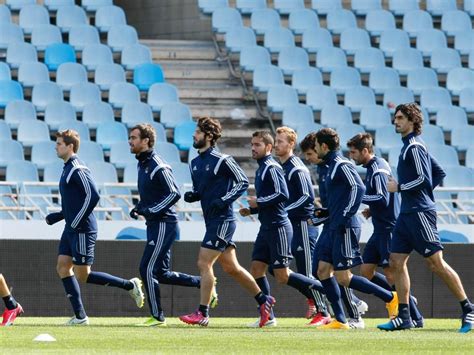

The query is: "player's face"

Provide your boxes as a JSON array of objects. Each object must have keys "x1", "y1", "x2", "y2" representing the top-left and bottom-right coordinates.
[
  {"x1": 251, "y1": 137, "x2": 271, "y2": 160},
  {"x1": 303, "y1": 149, "x2": 322, "y2": 164},
  {"x1": 55, "y1": 137, "x2": 72, "y2": 160},
  {"x1": 193, "y1": 127, "x2": 207, "y2": 149},
  {"x1": 393, "y1": 111, "x2": 414, "y2": 136},
  {"x1": 128, "y1": 129, "x2": 149, "y2": 154},
  {"x1": 349, "y1": 147, "x2": 364, "y2": 165},
  {"x1": 314, "y1": 141, "x2": 328, "y2": 159},
  {"x1": 274, "y1": 133, "x2": 293, "y2": 158}
]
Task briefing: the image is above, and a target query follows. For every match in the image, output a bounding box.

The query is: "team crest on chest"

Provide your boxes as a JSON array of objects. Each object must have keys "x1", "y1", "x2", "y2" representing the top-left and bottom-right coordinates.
[
  {"x1": 205, "y1": 164, "x2": 210, "y2": 171},
  {"x1": 145, "y1": 167, "x2": 149, "y2": 174}
]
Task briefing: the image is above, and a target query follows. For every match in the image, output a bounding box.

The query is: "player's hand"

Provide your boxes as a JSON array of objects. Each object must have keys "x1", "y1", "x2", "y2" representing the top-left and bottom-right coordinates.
[
  {"x1": 45, "y1": 214, "x2": 53, "y2": 225},
  {"x1": 239, "y1": 208, "x2": 251, "y2": 217},
  {"x1": 184, "y1": 191, "x2": 200, "y2": 203},
  {"x1": 129, "y1": 207, "x2": 139, "y2": 220},
  {"x1": 387, "y1": 176, "x2": 398, "y2": 193},
  {"x1": 136, "y1": 205, "x2": 151, "y2": 218},
  {"x1": 247, "y1": 196, "x2": 258, "y2": 209},
  {"x1": 362, "y1": 208, "x2": 371, "y2": 219},
  {"x1": 314, "y1": 207, "x2": 329, "y2": 218}
]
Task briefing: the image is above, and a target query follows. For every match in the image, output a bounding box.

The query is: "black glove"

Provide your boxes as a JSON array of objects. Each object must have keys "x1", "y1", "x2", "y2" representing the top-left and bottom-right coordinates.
[
  {"x1": 136, "y1": 205, "x2": 151, "y2": 218},
  {"x1": 45, "y1": 212, "x2": 64, "y2": 225},
  {"x1": 184, "y1": 191, "x2": 200, "y2": 203},
  {"x1": 129, "y1": 207, "x2": 139, "y2": 220},
  {"x1": 208, "y1": 199, "x2": 225, "y2": 216},
  {"x1": 314, "y1": 207, "x2": 329, "y2": 218}
]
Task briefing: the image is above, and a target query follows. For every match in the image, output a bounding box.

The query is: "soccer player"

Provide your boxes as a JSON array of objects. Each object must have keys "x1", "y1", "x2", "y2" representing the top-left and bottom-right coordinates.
[
  {"x1": 0, "y1": 274, "x2": 22, "y2": 326},
  {"x1": 129, "y1": 124, "x2": 206, "y2": 327},
  {"x1": 273, "y1": 127, "x2": 329, "y2": 323},
  {"x1": 347, "y1": 133, "x2": 424, "y2": 328},
  {"x1": 377, "y1": 103, "x2": 474, "y2": 333},
  {"x1": 240, "y1": 131, "x2": 327, "y2": 327},
  {"x1": 179, "y1": 117, "x2": 275, "y2": 327},
  {"x1": 300, "y1": 132, "x2": 368, "y2": 329},
  {"x1": 46, "y1": 129, "x2": 145, "y2": 326},
  {"x1": 311, "y1": 128, "x2": 398, "y2": 329}
]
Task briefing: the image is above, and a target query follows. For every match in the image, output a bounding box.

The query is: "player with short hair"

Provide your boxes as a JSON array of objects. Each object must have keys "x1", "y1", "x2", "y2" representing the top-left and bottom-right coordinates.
[
  {"x1": 347, "y1": 132, "x2": 424, "y2": 328},
  {"x1": 129, "y1": 124, "x2": 206, "y2": 327},
  {"x1": 46, "y1": 129, "x2": 144, "y2": 326},
  {"x1": 0, "y1": 274, "x2": 22, "y2": 326},
  {"x1": 179, "y1": 117, "x2": 275, "y2": 327},
  {"x1": 240, "y1": 131, "x2": 327, "y2": 327},
  {"x1": 312, "y1": 128, "x2": 398, "y2": 330},
  {"x1": 377, "y1": 103, "x2": 473, "y2": 332}
]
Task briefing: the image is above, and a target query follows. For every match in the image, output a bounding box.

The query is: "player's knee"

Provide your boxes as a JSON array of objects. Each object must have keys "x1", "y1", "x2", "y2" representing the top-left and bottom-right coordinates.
[
  {"x1": 275, "y1": 272, "x2": 288, "y2": 285},
  {"x1": 0, "y1": 273, "x2": 4, "y2": 283},
  {"x1": 334, "y1": 272, "x2": 351, "y2": 287},
  {"x1": 221, "y1": 261, "x2": 239, "y2": 276},
  {"x1": 389, "y1": 255, "x2": 404, "y2": 271},
  {"x1": 425, "y1": 257, "x2": 445, "y2": 274},
  {"x1": 360, "y1": 266, "x2": 373, "y2": 280},
  {"x1": 197, "y1": 258, "x2": 211, "y2": 273}
]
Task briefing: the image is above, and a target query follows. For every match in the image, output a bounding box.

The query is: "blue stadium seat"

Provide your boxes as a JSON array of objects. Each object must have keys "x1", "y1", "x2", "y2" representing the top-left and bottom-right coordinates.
[
  {"x1": 5, "y1": 99, "x2": 36, "y2": 129},
  {"x1": 236, "y1": 0, "x2": 266, "y2": 15},
  {"x1": 17, "y1": 62, "x2": 50, "y2": 88},
  {"x1": 326, "y1": 9, "x2": 357, "y2": 35},
  {"x1": 0, "y1": 140, "x2": 24, "y2": 168},
  {"x1": 375, "y1": 125, "x2": 401, "y2": 154},
  {"x1": 352, "y1": 0, "x2": 382, "y2": 16},
  {"x1": 465, "y1": 0, "x2": 474, "y2": 15},
  {"x1": 6, "y1": 42, "x2": 37, "y2": 69},
  {"x1": 301, "y1": 28, "x2": 333, "y2": 54},
  {"x1": 0, "y1": 120, "x2": 12, "y2": 140},
  {"x1": 0, "y1": 62, "x2": 11, "y2": 80},
  {"x1": 109, "y1": 141, "x2": 136, "y2": 168},
  {"x1": 56, "y1": 5, "x2": 88, "y2": 33},
  {"x1": 311, "y1": 0, "x2": 342, "y2": 15},
  {"x1": 359, "y1": 105, "x2": 392, "y2": 129},
  {"x1": 288, "y1": 8, "x2": 319, "y2": 35},
  {"x1": 17, "y1": 120, "x2": 50, "y2": 147},
  {"x1": 459, "y1": 87, "x2": 474, "y2": 113},
  {"x1": 154, "y1": 142, "x2": 181, "y2": 163},
  {"x1": 19, "y1": 4, "x2": 49, "y2": 35},
  {"x1": 353, "y1": 48, "x2": 385, "y2": 74},
  {"x1": 0, "y1": 80, "x2": 23, "y2": 108},
  {"x1": 123, "y1": 163, "x2": 138, "y2": 183},
  {"x1": 31, "y1": 24, "x2": 62, "y2": 51},
  {"x1": 107, "y1": 25, "x2": 138, "y2": 52},
  {"x1": 225, "y1": 27, "x2": 256, "y2": 53},
  {"x1": 282, "y1": 104, "x2": 314, "y2": 132},
  {"x1": 44, "y1": 43, "x2": 76, "y2": 71},
  {"x1": 466, "y1": 148, "x2": 474, "y2": 169},
  {"x1": 44, "y1": 0, "x2": 74, "y2": 11},
  {"x1": 443, "y1": 166, "x2": 474, "y2": 188},
  {"x1": 121, "y1": 44, "x2": 152, "y2": 70},
  {"x1": 365, "y1": 9, "x2": 396, "y2": 36},
  {"x1": 296, "y1": 122, "x2": 323, "y2": 144},
  {"x1": 212, "y1": 7, "x2": 243, "y2": 34},
  {"x1": 340, "y1": 28, "x2": 371, "y2": 55},
  {"x1": 77, "y1": 141, "x2": 104, "y2": 163},
  {"x1": 56, "y1": 62, "x2": 88, "y2": 91},
  {"x1": 239, "y1": 45, "x2": 271, "y2": 72},
  {"x1": 198, "y1": 0, "x2": 228, "y2": 14},
  {"x1": 6, "y1": 161, "x2": 39, "y2": 182},
  {"x1": 392, "y1": 48, "x2": 423, "y2": 75},
  {"x1": 430, "y1": 48, "x2": 461, "y2": 74},
  {"x1": 159, "y1": 102, "x2": 192, "y2": 129},
  {"x1": 95, "y1": 5, "x2": 127, "y2": 33},
  {"x1": 174, "y1": 120, "x2": 197, "y2": 151},
  {"x1": 170, "y1": 162, "x2": 192, "y2": 190},
  {"x1": 436, "y1": 106, "x2": 468, "y2": 132},
  {"x1": 416, "y1": 29, "x2": 447, "y2": 58},
  {"x1": 264, "y1": 27, "x2": 295, "y2": 54},
  {"x1": 44, "y1": 101, "x2": 76, "y2": 130},
  {"x1": 0, "y1": 23, "x2": 23, "y2": 50},
  {"x1": 274, "y1": 0, "x2": 304, "y2": 15},
  {"x1": 379, "y1": 29, "x2": 410, "y2": 58},
  {"x1": 316, "y1": 47, "x2": 347, "y2": 73},
  {"x1": 133, "y1": 63, "x2": 165, "y2": 91},
  {"x1": 470, "y1": 51, "x2": 474, "y2": 70},
  {"x1": 151, "y1": 122, "x2": 166, "y2": 142},
  {"x1": 266, "y1": 84, "x2": 299, "y2": 113},
  {"x1": 338, "y1": 124, "x2": 366, "y2": 150},
  {"x1": 250, "y1": 8, "x2": 280, "y2": 35},
  {"x1": 31, "y1": 82, "x2": 62, "y2": 111},
  {"x1": 31, "y1": 141, "x2": 57, "y2": 169},
  {"x1": 121, "y1": 102, "x2": 153, "y2": 128},
  {"x1": 147, "y1": 82, "x2": 179, "y2": 112},
  {"x1": 441, "y1": 10, "x2": 472, "y2": 37},
  {"x1": 406, "y1": 68, "x2": 438, "y2": 96},
  {"x1": 420, "y1": 88, "x2": 452, "y2": 114},
  {"x1": 87, "y1": 161, "x2": 118, "y2": 185},
  {"x1": 330, "y1": 67, "x2": 361, "y2": 94},
  {"x1": 383, "y1": 87, "x2": 414, "y2": 111},
  {"x1": 421, "y1": 124, "x2": 445, "y2": 145},
  {"x1": 278, "y1": 46, "x2": 309, "y2": 76},
  {"x1": 388, "y1": 0, "x2": 419, "y2": 16},
  {"x1": 94, "y1": 63, "x2": 126, "y2": 91},
  {"x1": 291, "y1": 67, "x2": 323, "y2": 95},
  {"x1": 252, "y1": 64, "x2": 284, "y2": 92},
  {"x1": 108, "y1": 82, "x2": 140, "y2": 109},
  {"x1": 82, "y1": 44, "x2": 113, "y2": 71},
  {"x1": 451, "y1": 125, "x2": 474, "y2": 151},
  {"x1": 82, "y1": 101, "x2": 114, "y2": 129},
  {"x1": 429, "y1": 144, "x2": 459, "y2": 167},
  {"x1": 96, "y1": 121, "x2": 128, "y2": 150},
  {"x1": 306, "y1": 85, "x2": 337, "y2": 111},
  {"x1": 320, "y1": 104, "x2": 352, "y2": 127},
  {"x1": 426, "y1": 0, "x2": 457, "y2": 16},
  {"x1": 344, "y1": 86, "x2": 376, "y2": 113},
  {"x1": 58, "y1": 120, "x2": 90, "y2": 141},
  {"x1": 403, "y1": 10, "x2": 433, "y2": 38},
  {"x1": 0, "y1": 5, "x2": 11, "y2": 23},
  {"x1": 68, "y1": 25, "x2": 100, "y2": 51},
  {"x1": 446, "y1": 68, "x2": 474, "y2": 96},
  {"x1": 69, "y1": 82, "x2": 101, "y2": 112},
  {"x1": 81, "y1": 0, "x2": 113, "y2": 12}
]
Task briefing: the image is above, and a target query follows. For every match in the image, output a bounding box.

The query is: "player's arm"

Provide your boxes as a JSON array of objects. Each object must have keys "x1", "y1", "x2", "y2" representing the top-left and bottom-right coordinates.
[
  {"x1": 69, "y1": 168, "x2": 100, "y2": 229},
  {"x1": 362, "y1": 171, "x2": 390, "y2": 207},
  {"x1": 216, "y1": 156, "x2": 249, "y2": 208},
  {"x1": 45, "y1": 211, "x2": 64, "y2": 225},
  {"x1": 285, "y1": 169, "x2": 312, "y2": 212},
  {"x1": 339, "y1": 164, "x2": 365, "y2": 224},
  {"x1": 140, "y1": 166, "x2": 180, "y2": 217},
  {"x1": 430, "y1": 154, "x2": 446, "y2": 189},
  {"x1": 256, "y1": 166, "x2": 289, "y2": 207},
  {"x1": 399, "y1": 146, "x2": 431, "y2": 192}
]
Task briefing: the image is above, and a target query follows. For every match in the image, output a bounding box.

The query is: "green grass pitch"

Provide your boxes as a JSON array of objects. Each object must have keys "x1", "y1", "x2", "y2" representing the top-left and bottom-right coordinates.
[{"x1": 1, "y1": 318, "x2": 472, "y2": 354}]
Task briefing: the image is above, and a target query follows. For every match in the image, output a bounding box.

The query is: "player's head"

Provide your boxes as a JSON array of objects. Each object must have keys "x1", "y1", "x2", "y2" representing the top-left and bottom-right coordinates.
[
  {"x1": 193, "y1": 116, "x2": 222, "y2": 150},
  {"x1": 55, "y1": 129, "x2": 80, "y2": 161},
  {"x1": 274, "y1": 126, "x2": 297, "y2": 159},
  {"x1": 251, "y1": 130, "x2": 274, "y2": 160},
  {"x1": 300, "y1": 132, "x2": 323, "y2": 164},
  {"x1": 314, "y1": 128, "x2": 339, "y2": 159},
  {"x1": 129, "y1": 123, "x2": 156, "y2": 154},
  {"x1": 347, "y1": 133, "x2": 374, "y2": 166},
  {"x1": 394, "y1": 103, "x2": 423, "y2": 137}
]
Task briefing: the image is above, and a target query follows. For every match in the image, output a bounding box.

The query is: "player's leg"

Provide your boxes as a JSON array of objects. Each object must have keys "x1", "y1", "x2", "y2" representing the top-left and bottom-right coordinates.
[{"x1": 0, "y1": 274, "x2": 23, "y2": 326}]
